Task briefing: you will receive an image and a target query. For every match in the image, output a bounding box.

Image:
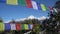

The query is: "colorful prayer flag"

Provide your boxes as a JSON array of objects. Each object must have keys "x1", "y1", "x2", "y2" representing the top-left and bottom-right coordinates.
[
  {"x1": 30, "y1": 24, "x2": 33, "y2": 29},
  {"x1": 45, "y1": 6, "x2": 49, "y2": 11},
  {"x1": 6, "y1": 0, "x2": 18, "y2": 5},
  {"x1": 24, "y1": 24, "x2": 28, "y2": 30},
  {"x1": 49, "y1": 6, "x2": 53, "y2": 12},
  {"x1": 31, "y1": 1, "x2": 38, "y2": 10},
  {"x1": 21, "y1": 24, "x2": 25, "y2": 30},
  {"x1": 4, "y1": 23, "x2": 11, "y2": 30},
  {"x1": 0, "y1": 23, "x2": 4, "y2": 31},
  {"x1": 10, "y1": 24, "x2": 16, "y2": 30},
  {"x1": 37, "y1": 3, "x2": 42, "y2": 10},
  {"x1": 16, "y1": 23, "x2": 21, "y2": 30},
  {"x1": 19, "y1": 0, "x2": 26, "y2": 6},
  {"x1": 26, "y1": 0, "x2": 32, "y2": 8},
  {"x1": 40, "y1": 4, "x2": 47, "y2": 11},
  {"x1": 28, "y1": 24, "x2": 33, "y2": 29}
]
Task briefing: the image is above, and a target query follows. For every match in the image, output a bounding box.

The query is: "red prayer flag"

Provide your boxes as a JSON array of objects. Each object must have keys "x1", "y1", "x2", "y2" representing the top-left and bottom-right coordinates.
[
  {"x1": 49, "y1": 6, "x2": 53, "y2": 12},
  {"x1": 16, "y1": 23, "x2": 21, "y2": 30},
  {"x1": 26, "y1": 0, "x2": 32, "y2": 8}
]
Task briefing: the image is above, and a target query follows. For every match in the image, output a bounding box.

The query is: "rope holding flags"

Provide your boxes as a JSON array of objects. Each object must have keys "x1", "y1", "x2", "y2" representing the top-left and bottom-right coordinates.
[
  {"x1": 0, "y1": 0, "x2": 58, "y2": 12},
  {"x1": 0, "y1": 23, "x2": 33, "y2": 31}
]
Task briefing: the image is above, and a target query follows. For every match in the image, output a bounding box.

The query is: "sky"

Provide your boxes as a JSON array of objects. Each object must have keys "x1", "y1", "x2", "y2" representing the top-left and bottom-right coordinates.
[{"x1": 0, "y1": 0, "x2": 58, "y2": 22}]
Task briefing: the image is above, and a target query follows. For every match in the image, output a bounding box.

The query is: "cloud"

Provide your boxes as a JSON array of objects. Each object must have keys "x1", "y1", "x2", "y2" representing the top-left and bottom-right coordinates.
[
  {"x1": 4, "y1": 20, "x2": 12, "y2": 23},
  {"x1": 37, "y1": 16, "x2": 46, "y2": 20},
  {"x1": 28, "y1": 15, "x2": 46, "y2": 20},
  {"x1": 28, "y1": 15, "x2": 36, "y2": 19},
  {"x1": 4, "y1": 15, "x2": 47, "y2": 23},
  {"x1": 15, "y1": 18, "x2": 27, "y2": 21}
]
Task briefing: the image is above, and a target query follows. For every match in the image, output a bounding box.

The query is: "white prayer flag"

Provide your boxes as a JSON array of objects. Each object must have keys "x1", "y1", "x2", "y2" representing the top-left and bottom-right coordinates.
[
  {"x1": 30, "y1": 24, "x2": 33, "y2": 29},
  {"x1": 31, "y1": 1, "x2": 38, "y2": 10},
  {"x1": 10, "y1": 24, "x2": 16, "y2": 30}
]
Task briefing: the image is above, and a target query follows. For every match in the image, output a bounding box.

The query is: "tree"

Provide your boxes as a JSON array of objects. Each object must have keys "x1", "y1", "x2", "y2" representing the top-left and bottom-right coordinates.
[
  {"x1": 23, "y1": 19, "x2": 33, "y2": 24},
  {"x1": 55, "y1": 1, "x2": 60, "y2": 34},
  {"x1": 46, "y1": 0, "x2": 60, "y2": 34},
  {"x1": 0, "y1": 17, "x2": 3, "y2": 23},
  {"x1": 55, "y1": 0, "x2": 60, "y2": 8}
]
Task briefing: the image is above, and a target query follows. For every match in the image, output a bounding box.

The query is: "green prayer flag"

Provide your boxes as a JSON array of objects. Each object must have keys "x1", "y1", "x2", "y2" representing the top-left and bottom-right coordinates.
[
  {"x1": 21, "y1": 24, "x2": 25, "y2": 30},
  {"x1": 19, "y1": 0, "x2": 26, "y2": 6},
  {"x1": 45, "y1": 6, "x2": 49, "y2": 11}
]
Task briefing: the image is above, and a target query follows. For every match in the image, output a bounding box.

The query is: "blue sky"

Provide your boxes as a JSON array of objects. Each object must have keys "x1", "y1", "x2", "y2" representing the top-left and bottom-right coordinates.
[{"x1": 0, "y1": 0, "x2": 58, "y2": 22}]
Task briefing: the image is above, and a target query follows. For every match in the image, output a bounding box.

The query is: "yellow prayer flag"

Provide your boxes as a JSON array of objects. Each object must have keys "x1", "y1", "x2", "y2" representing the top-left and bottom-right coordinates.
[
  {"x1": 7, "y1": 0, "x2": 18, "y2": 5},
  {"x1": 24, "y1": 24, "x2": 28, "y2": 30},
  {"x1": 41, "y1": 4, "x2": 46, "y2": 11},
  {"x1": 0, "y1": 23, "x2": 4, "y2": 31}
]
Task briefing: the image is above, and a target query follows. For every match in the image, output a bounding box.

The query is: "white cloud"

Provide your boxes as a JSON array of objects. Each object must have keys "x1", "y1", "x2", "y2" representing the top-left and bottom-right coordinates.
[
  {"x1": 15, "y1": 18, "x2": 27, "y2": 21},
  {"x1": 27, "y1": 15, "x2": 46, "y2": 20},
  {"x1": 4, "y1": 15, "x2": 47, "y2": 23},
  {"x1": 4, "y1": 20, "x2": 12, "y2": 23},
  {"x1": 28, "y1": 15, "x2": 36, "y2": 19},
  {"x1": 37, "y1": 16, "x2": 46, "y2": 20}
]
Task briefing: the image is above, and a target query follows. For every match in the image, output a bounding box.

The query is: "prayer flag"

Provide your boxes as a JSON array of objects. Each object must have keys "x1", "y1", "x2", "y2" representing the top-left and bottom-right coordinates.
[
  {"x1": 28, "y1": 24, "x2": 33, "y2": 29},
  {"x1": 24, "y1": 24, "x2": 28, "y2": 30},
  {"x1": 49, "y1": 6, "x2": 53, "y2": 12},
  {"x1": 16, "y1": 23, "x2": 21, "y2": 30},
  {"x1": 7, "y1": 0, "x2": 18, "y2": 5},
  {"x1": 21, "y1": 24, "x2": 25, "y2": 30},
  {"x1": 4, "y1": 23, "x2": 11, "y2": 30},
  {"x1": 10, "y1": 24, "x2": 16, "y2": 30},
  {"x1": 26, "y1": 0, "x2": 32, "y2": 8},
  {"x1": 41, "y1": 4, "x2": 47, "y2": 11},
  {"x1": 0, "y1": 23, "x2": 4, "y2": 31},
  {"x1": 31, "y1": 1, "x2": 38, "y2": 10},
  {"x1": 37, "y1": 3, "x2": 41, "y2": 10},
  {"x1": 19, "y1": 0, "x2": 26, "y2": 6}
]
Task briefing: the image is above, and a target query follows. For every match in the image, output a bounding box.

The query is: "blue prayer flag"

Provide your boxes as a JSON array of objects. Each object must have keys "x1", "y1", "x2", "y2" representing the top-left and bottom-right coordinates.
[
  {"x1": 37, "y1": 3, "x2": 42, "y2": 10},
  {"x1": 28, "y1": 24, "x2": 33, "y2": 29},
  {"x1": 4, "y1": 23, "x2": 11, "y2": 30},
  {"x1": 28, "y1": 24, "x2": 31, "y2": 29}
]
